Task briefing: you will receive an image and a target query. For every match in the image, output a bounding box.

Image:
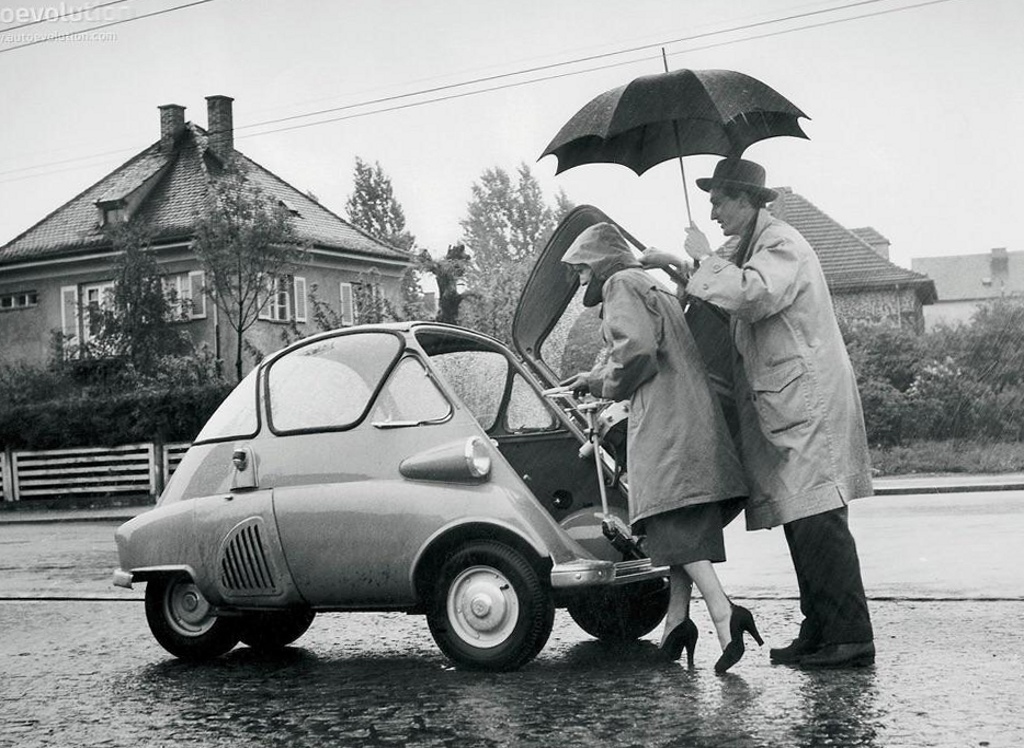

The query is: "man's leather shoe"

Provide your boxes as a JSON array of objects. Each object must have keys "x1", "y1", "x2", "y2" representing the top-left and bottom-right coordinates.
[
  {"x1": 769, "y1": 637, "x2": 821, "y2": 664},
  {"x1": 799, "y1": 641, "x2": 875, "y2": 668}
]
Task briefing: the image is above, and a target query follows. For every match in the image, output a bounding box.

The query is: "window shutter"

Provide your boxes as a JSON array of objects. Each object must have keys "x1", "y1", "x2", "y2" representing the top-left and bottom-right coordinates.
[
  {"x1": 340, "y1": 282, "x2": 354, "y2": 326},
  {"x1": 60, "y1": 285, "x2": 79, "y2": 349},
  {"x1": 188, "y1": 270, "x2": 207, "y2": 319},
  {"x1": 258, "y1": 277, "x2": 274, "y2": 320},
  {"x1": 293, "y1": 276, "x2": 307, "y2": 323}
]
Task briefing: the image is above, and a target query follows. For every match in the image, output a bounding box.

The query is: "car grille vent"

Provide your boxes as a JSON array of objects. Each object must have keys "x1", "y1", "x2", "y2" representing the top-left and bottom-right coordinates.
[{"x1": 219, "y1": 518, "x2": 279, "y2": 595}]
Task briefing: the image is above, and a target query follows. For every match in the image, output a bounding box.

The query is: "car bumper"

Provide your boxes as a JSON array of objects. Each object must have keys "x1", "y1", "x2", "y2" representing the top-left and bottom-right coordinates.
[
  {"x1": 112, "y1": 568, "x2": 134, "y2": 589},
  {"x1": 550, "y1": 558, "x2": 668, "y2": 589}
]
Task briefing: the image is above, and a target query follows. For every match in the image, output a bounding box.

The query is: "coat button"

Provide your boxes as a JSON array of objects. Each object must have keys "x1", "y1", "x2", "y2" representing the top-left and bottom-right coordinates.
[{"x1": 702, "y1": 283, "x2": 709, "y2": 290}]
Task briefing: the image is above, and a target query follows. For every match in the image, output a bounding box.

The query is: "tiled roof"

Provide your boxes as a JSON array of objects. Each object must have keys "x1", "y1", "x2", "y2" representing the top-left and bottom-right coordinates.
[
  {"x1": 0, "y1": 124, "x2": 410, "y2": 266},
  {"x1": 912, "y1": 251, "x2": 1024, "y2": 302},
  {"x1": 850, "y1": 226, "x2": 889, "y2": 247},
  {"x1": 764, "y1": 188, "x2": 934, "y2": 303}
]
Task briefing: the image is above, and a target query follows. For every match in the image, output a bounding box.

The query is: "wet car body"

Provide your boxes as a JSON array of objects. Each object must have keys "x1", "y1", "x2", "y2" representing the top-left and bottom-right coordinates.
[{"x1": 114, "y1": 205, "x2": 731, "y2": 670}]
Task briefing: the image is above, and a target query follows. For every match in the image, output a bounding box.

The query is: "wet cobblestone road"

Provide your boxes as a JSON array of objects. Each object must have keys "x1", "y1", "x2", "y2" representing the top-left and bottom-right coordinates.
[
  {"x1": 2, "y1": 491, "x2": 1023, "y2": 747},
  {"x1": 2, "y1": 598, "x2": 1022, "y2": 747}
]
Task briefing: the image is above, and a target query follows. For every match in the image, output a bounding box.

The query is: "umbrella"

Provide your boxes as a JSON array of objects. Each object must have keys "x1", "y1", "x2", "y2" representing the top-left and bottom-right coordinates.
[{"x1": 540, "y1": 67, "x2": 809, "y2": 220}]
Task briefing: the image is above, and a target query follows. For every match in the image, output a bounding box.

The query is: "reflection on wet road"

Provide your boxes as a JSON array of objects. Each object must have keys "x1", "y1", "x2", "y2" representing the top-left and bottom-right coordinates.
[{"x1": 2, "y1": 599, "x2": 1022, "y2": 747}]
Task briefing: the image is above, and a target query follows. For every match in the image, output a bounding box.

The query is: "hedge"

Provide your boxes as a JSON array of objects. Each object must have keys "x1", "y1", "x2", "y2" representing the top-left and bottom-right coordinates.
[{"x1": 0, "y1": 383, "x2": 234, "y2": 451}]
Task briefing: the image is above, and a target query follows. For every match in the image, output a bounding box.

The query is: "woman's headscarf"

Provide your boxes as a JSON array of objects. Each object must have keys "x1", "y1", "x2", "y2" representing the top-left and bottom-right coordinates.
[{"x1": 561, "y1": 222, "x2": 641, "y2": 306}]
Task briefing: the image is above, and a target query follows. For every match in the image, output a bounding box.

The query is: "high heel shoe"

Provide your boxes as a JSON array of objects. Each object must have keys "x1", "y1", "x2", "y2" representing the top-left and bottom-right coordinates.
[
  {"x1": 660, "y1": 618, "x2": 699, "y2": 666},
  {"x1": 714, "y1": 604, "x2": 763, "y2": 674}
]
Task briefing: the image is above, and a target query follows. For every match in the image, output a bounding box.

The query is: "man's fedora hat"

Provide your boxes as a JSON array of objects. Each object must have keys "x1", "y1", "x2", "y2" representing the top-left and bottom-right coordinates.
[{"x1": 696, "y1": 158, "x2": 778, "y2": 203}]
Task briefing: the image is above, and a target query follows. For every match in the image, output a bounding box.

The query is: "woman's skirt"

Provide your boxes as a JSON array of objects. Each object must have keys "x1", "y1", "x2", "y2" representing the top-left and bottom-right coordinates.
[{"x1": 638, "y1": 498, "x2": 745, "y2": 566}]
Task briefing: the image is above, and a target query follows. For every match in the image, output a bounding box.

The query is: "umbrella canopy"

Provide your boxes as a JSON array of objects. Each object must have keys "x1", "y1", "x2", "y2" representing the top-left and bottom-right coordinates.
[{"x1": 541, "y1": 68, "x2": 809, "y2": 176}]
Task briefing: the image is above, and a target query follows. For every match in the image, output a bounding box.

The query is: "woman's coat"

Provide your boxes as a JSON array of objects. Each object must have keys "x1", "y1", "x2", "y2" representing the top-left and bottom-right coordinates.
[
  {"x1": 688, "y1": 209, "x2": 874, "y2": 530},
  {"x1": 562, "y1": 223, "x2": 747, "y2": 527}
]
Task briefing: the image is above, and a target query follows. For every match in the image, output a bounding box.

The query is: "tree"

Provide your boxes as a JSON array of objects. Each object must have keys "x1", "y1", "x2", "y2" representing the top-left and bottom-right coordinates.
[
  {"x1": 88, "y1": 223, "x2": 193, "y2": 376},
  {"x1": 192, "y1": 167, "x2": 301, "y2": 382},
  {"x1": 345, "y1": 157, "x2": 425, "y2": 319},
  {"x1": 418, "y1": 244, "x2": 473, "y2": 324},
  {"x1": 345, "y1": 157, "x2": 415, "y2": 250},
  {"x1": 457, "y1": 163, "x2": 572, "y2": 341}
]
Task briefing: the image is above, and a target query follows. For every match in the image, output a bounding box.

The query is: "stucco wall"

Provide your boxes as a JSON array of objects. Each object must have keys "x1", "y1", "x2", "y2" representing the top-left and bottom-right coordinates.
[{"x1": 832, "y1": 287, "x2": 925, "y2": 333}]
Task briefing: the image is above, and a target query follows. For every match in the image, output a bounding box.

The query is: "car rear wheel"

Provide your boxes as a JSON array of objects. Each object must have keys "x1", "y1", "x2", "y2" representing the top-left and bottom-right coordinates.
[
  {"x1": 239, "y1": 609, "x2": 316, "y2": 652},
  {"x1": 567, "y1": 579, "x2": 669, "y2": 642},
  {"x1": 144, "y1": 574, "x2": 242, "y2": 660},
  {"x1": 427, "y1": 541, "x2": 554, "y2": 672}
]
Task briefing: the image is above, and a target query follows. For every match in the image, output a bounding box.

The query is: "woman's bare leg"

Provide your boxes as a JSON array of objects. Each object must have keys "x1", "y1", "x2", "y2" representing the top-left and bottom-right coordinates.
[
  {"x1": 684, "y1": 559, "x2": 733, "y2": 649},
  {"x1": 659, "y1": 566, "x2": 693, "y2": 646}
]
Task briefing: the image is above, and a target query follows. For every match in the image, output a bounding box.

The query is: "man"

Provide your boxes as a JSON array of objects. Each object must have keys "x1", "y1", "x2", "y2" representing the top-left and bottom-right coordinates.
[{"x1": 643, "y1": 158, "x2": 875, "y2": 668}]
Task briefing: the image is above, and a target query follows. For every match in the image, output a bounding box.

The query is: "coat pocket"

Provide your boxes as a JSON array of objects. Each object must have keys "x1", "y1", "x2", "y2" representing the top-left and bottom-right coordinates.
[{"x1": 750, "y1": 359, "x2": 811, "y2": 435}]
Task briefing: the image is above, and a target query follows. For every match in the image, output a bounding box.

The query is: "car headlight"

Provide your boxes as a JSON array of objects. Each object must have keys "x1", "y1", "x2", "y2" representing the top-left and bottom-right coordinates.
[
  {"x1": 465, "y1": 436, "x2": 491, "y2": 478},
  {"x1": 399, "y1": 437, "x2": 492, "y2": 482}
]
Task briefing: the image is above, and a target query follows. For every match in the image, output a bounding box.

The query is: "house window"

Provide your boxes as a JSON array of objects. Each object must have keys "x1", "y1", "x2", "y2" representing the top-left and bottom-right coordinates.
[
  {"x1": 82, "y1": 281, "x2": 115, "y2": 344},
  {"x1": 163, "y1": 271, "x2": 207, "y2": 320},
  {"x1": 259, "y1": 275, "x2": 307, "y2": 323},
  {"x1": 0, "y1": 290, "x2": 38, "y2": 311}
]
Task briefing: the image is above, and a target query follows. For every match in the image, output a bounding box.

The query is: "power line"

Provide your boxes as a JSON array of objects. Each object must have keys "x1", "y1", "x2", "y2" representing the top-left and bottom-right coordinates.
[
  {"x1": 237, "y1": 0, "x2": 903, "y2": 133},
  {"x1": 0, "y1": 0, "x2": 219, "y2": 54},
  {"x1": 239, "y1": 0, "x2": 958, "y2": 138},
  {"x1": 0, "y1": 0, "x2": 960, "y2": 182}
]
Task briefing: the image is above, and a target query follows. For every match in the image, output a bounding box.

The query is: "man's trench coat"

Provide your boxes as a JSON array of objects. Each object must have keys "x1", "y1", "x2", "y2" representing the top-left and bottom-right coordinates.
[
  {"x1": 688, "y1": 209, "x2": 874, "y2": 530},
  {"x1": 564, "y1": 224, "x2": 747, "y2": 527}
]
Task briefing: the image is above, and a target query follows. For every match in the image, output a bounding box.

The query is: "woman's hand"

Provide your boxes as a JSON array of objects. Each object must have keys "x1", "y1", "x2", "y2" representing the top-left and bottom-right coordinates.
[{"x1": 560, "y1": 372, "x2": 591, "y2": 398}]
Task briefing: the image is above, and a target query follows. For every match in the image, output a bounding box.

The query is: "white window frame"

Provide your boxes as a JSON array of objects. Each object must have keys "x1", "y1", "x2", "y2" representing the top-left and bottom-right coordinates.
[
  {"x1": 259, "y1": 275, "x2": 303, "y2": 323},
  {"x1": 163, "y1": 271, "x2": 206, "y2": 321},
  {"x1": 82, "y1": 281, "x2": 114, "y2": 344}
]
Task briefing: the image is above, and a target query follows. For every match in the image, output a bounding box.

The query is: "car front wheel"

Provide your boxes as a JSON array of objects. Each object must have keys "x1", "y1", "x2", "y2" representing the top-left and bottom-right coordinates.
[
  {"x1": 239, "y1": 609, "x2": 316, "y2": 652},
  {"x1": 144, "y1": 574, "x2": 242, "y2": 660},
  {"x1": 426, "y1": 541, "x2": 554, "y2": 672}
]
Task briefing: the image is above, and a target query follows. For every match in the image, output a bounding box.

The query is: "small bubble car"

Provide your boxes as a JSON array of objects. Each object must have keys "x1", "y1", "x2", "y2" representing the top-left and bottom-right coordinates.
[{"x1": 113, "y1": 206, "x2": 732, "y2": 670}]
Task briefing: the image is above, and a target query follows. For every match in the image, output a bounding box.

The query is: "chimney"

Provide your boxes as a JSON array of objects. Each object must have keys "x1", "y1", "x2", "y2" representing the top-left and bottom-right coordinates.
[
  {"x1": 158, "y1": 104, "x2": 185, "y2": 152},
  {"x1": 206, "y1": 95, "x2": 234, "y2": 156},
  {"x1": 991, "y1": 247, "x2": 1009, "y2": 278}
]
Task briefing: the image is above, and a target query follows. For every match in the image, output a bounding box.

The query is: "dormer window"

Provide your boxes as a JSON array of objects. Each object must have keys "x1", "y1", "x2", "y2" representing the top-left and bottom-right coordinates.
[
  {"x1": 279, "y1": 198, "x2": 301, "y2": 217},
  {"x1": 96, "y1": 199, "x2": 127, "y2": 227}
]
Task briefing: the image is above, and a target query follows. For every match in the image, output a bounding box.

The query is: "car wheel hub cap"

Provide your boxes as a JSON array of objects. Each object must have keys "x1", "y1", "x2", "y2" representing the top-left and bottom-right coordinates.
[
  {"x1": 447, "y1": 565, "x2": 519, "y2": 648},
  {"x1": 167, "y1": 580, "x2": 216, "y2": 634}
]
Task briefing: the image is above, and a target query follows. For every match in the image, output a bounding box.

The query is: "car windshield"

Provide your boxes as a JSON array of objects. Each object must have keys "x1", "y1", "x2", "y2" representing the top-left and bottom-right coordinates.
[{"x1": 267, "y1": 332, "x2": 403, "y2": 432}]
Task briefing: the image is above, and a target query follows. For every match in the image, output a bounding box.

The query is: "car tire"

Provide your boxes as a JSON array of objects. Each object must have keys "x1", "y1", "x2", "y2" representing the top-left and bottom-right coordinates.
[
  {"x1": 567, "y1": 579, "x2": 669, "y2": 642},
  {"x1": 239, "y1": 609, "x2": 316, "y2": 652},
  {"x1": 426, "y1": 540, "x2": 554, "y2": 672},
  {"x1": 144, "y1": 574, "x2": 242, "y2": 661}
]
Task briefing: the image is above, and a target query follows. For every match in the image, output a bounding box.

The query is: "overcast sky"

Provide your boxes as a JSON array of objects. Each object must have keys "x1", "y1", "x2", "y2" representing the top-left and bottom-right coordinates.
[{"x1": 1, "y1": 0, "x2": 1020, "y2": 270}]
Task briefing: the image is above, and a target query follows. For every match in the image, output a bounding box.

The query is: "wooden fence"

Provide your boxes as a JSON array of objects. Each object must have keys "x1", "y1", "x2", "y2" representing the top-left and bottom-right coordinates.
[{"x1": 0, "y1": 442, "x2": 191, "y2": 504}]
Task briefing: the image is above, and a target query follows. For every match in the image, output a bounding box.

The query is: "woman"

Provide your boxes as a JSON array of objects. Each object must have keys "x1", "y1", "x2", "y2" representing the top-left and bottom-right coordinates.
[{"x1": 560, "y1": 221, "x2": 760, "y2": 673}]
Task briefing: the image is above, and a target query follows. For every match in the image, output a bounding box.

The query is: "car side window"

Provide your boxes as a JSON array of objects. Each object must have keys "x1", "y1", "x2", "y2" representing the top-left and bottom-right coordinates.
[
  {"x1": 507, "y1": 372, "x2": 556, "y2": 432},
  {"x1": 430, "y1": 350, "x2": 507, "y2": 431},
  {"x1": 267, "y1": 332, "x2": 402, "y2": 432},
  {"x1": 194, "y1": 366, "x2": 260, "y2": 443},
  {"x1": 370, "y1": 357, "x2": 451, "y2": 425}
]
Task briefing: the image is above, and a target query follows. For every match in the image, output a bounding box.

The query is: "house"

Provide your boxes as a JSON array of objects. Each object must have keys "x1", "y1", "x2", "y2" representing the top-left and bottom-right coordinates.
[
  {"x1": 757, "y1": 187, "x2": 936, "y2": 332},
  {"x1": 912, "y1": 248, "x2": 1023, "y2": 330},
  {"x1": 0, "y1": 95, "x2": 412, "y2": 375}
]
